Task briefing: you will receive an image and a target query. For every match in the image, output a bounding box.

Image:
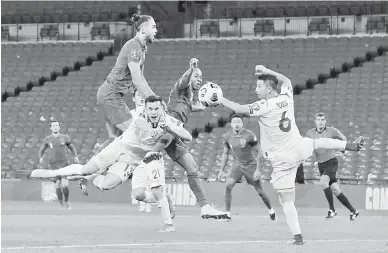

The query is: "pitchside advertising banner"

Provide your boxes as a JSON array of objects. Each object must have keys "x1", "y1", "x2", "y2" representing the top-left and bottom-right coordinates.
[{"x1": 1, "y1": 180, "x2": 387, "y2": 210}]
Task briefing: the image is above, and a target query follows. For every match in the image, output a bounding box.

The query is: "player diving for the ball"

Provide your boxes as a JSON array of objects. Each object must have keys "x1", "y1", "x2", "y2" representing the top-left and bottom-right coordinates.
[
  {"x1": 218, "y1": 114, "x2": 276, "y2": 221},
  {"x1": 31, "y1": 96, "x2": 192, "y2": 232},
  {"x1": 74, "y1": 89, "x2": 146, "y2": 195},
  {"x1": 216, "y1": 65, "x2": 365, "y2": 245},
  {"x1": 165, "y1": 58, "x2": 227, "y2": 219}
]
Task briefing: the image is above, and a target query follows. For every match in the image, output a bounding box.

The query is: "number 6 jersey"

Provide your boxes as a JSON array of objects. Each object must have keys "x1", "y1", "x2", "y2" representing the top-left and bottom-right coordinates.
[{"x1": 248, "y1": 82, "x2": 302, "y2": 156}]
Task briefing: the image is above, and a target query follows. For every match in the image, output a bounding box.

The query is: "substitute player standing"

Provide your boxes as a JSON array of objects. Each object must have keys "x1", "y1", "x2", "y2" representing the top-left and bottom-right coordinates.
[
  {"x1": 219, "y1": 65, "x2": 365, "y2": 245},
  {"x1": 38, "y1": 121, "x2": 79, "y2": 210},
  {"x1": 218, "y1": 114, "x2": 275, "y2": 221},
  {"x1": 95, "y1": 14, "x2": 157, "y2": 153},
  {"x1": 166, "y1": 58, "x2": 227, "y2": 219},
  {"x1": 306, "y1": 113, "x2": 359, "y2": 220}
]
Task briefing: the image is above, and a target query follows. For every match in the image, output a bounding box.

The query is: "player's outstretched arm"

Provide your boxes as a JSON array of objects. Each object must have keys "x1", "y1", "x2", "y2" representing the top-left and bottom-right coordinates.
[
  {"x1": 220, "y1": 97, "x2": 251, "y2": 115},
  {"x1": 177, "y1": 58, "x2": 198, "y2": 89},
  {"x1": 151, "y1": 133, "x2": 174, "y2": 153},
  {"x1": 255, "y1": 65, "x2": 292, "y2": 93},
  {"x1": 162, "y1": 118, "x2": 192, "y2": 142},
  {"x1": 128, "y1": 61, "x2": 155, "y2": 98}
]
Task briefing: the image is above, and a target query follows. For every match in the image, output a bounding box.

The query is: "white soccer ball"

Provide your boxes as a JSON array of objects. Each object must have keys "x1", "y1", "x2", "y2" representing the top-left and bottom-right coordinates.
[{"x1": 198, "y1": 82, "x2": 223, "y2": 107}]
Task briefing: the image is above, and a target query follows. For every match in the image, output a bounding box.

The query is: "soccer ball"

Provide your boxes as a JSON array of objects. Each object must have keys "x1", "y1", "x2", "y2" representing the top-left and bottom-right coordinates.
[{"x1": 198, "y1": 82, "x2": 223, "y2": 107}]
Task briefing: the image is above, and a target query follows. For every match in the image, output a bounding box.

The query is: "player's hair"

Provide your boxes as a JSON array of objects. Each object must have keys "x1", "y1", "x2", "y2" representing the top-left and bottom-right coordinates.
[
  {"x1": 258, "y1": 74, "x2": 279, "y2": 90},
  {"x1": 49, "y1": 120, "x2": 59, "y2": 127},
  {"x1": 132, "y1": 14, "x2": 153, "y2": 31},
  {"x1": 230, "y1": 114, "x2": 243, "y2": 122},
  {"x1": 145, "y1": 95, "x2": 163, "y2": 104},
  {"x1": 315, "y1": 112, "x2": 326, "y2": 118}
]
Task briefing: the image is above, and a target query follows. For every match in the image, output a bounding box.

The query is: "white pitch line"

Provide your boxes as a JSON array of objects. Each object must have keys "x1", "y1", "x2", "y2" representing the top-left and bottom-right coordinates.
[{"x1": 2, "y1": 239, "x2": 388, "y2": 250}]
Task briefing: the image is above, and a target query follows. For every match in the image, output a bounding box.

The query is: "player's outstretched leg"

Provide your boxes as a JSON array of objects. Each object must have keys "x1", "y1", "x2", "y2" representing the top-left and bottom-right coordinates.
[
  {"x1": 320, "y1": 175, "x2": 337, "y2": 219},
  {"x1": 279, "y1": 190, "x2": 304, "y2": 245},
  {"x1": 175, "y1": 153, "x2": 227, "y2": 219},
  {"x1": 330, "y1": 182, "x2": 359, "y2": 221},
  {"x1": 253, "y1": 182, "x2": 276, "y2": 221},
  {"x1": 314, "y1": 136, "x2": 365, "y2": 151}
]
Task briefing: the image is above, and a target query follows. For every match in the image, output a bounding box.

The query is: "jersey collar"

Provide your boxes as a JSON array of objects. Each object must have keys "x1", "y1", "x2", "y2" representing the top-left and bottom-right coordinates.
[
  {"x1": 134, "y1": 36, "x2": 147, "y2": 51},
  {"x1": 315, "y1": 127, "x2": 327, "y2": 133}
]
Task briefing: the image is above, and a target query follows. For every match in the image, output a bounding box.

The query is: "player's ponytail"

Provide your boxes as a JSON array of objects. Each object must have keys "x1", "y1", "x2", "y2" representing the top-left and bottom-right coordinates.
[{"x1": 132, "y1": 14, "x2": 152, "y2": 31}]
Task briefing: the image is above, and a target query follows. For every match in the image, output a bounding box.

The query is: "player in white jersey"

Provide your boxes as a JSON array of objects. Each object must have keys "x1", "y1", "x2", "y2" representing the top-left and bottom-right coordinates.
[
  {"x1": 219, "y1": 65, "x2": 365, "y2": 245},
  {"x1": 76, "y1": 89, "x2": 147, "y2": 196},
  {"x1": 31, "y1": 95, "x2": 192, "y2": 232}
]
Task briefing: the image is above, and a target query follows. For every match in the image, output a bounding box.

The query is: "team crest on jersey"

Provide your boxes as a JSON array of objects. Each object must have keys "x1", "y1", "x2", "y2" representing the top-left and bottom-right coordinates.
[
  {"x1": 240, "y1": 139, "x2": 247, "y2": 148},
  {"x1": 130, "y1": 50, "x2": 141, "y2": 61}
]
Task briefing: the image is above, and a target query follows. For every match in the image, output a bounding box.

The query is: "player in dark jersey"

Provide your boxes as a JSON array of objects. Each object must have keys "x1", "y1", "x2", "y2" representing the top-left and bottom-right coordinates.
[
  {"x1": 79, "y1": 14, "x2": 158, "y2": 191},
  {"x1": 306, "y1": 113, "x2": 359, "y2": 221},
  {"x1": 165, "y1": 58, "x2": 227, "y2": 219},
  {"x1": 38, "y1": 121, "x2": 79, "y2": 210},
  {"x1": 95, "y1": 14, "x2": 157, "y2": 152},
  {"x1": 218, "y1": 114, "x2": 276, "y2": 220}
]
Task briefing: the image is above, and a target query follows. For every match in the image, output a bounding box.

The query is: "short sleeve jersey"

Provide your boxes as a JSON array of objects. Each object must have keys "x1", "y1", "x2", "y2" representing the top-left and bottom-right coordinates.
[
  {"x1": 106, "y1": 37, "x2": 147, "y2": 94},
  {"x1": 248, "y1": 82, "x2": 302, "y2": 156},
  {"x1": 224, "y1": 128, "x2": 259, "y2": 167},
  {"x1": 43, "y1": 134, "x2": 71, "y2": 164},
  {"x1": 120, "y1": 114, "x2": 184, "y2": 163},
  {"x1": 306, "y1": 127, "x2": 344, "y2": 163}
]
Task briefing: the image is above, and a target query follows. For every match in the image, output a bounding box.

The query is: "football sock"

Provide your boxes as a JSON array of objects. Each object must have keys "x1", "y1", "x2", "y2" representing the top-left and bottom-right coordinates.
[
  {"x1": 314, "y1": 139, "x2": 346, "y2": 150},
  {"x1": 157, "y1": 196, "x2": 172, "y2": 225},
  {"x1": 56, "y1": 188, "x2": 63, "y2": 205},
  {"x1": 54, "y1": 164, "x2": 83, "y2": 177},
  {"x1": 324, "y1": 187, "x2": 335, "y2": 211},
  {"x1": 225, "y1": 186, "x2": 232, "y2": 212},
  {"x1": 62, "y1": 186, "x2": 69, "y2": 202},
  {"x1": 282, "y1": 201, "x2": 302, "y2": 236},
  {"x1": 187, "y1": 175, "x2": 208, "y2": 207},
  {"x1": 336, "y1": 193, "x2": 356, "y2": 213}
]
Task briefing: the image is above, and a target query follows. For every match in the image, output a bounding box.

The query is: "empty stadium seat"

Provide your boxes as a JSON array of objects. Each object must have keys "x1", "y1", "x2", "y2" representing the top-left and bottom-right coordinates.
[{"x1": 1, "y1": 35, "x2": 388, "y2": 181}]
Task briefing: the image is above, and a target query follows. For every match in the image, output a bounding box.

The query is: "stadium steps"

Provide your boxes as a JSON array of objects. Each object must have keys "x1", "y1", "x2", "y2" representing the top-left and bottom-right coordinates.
[{"x1": 1, "y1": 42, "x2": 113, "y2": 102}]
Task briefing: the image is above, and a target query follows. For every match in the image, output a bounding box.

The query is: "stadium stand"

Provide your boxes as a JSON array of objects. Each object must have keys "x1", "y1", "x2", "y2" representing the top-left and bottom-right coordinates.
[{"x1": 1, "y1": 35, "x2": 387, "y2": 181}]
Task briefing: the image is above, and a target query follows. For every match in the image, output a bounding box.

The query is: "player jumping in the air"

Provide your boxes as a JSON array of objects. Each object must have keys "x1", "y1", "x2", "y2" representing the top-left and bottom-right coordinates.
[
  {"x1": 38, "y1": 121, "x2": 79, "y2": 210},
  {"x1": 218, "y1": 65, "x2": 365, "y2": 245},
  {"x1": 166, "y1": 58, "x2": 227, "y2": 219},
  {"x1": 78, "y1": 13, "x2": 157, "y2": 192},
  {"x1": 32, "y1": 96, "x2": 188, "y2": 232},
  {"x1": 218, "y1": 114, "x2": 275, "y2": 221},
  {"x1": 95, "y1": 14, "x2": 157, "y2": 153},
  {"x1": 306, "y1": 113, "x2": 359, "y2": 220}
]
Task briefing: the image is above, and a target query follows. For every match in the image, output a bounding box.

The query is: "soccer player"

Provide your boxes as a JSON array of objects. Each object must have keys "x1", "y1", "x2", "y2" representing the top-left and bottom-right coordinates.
[
  {"x1": 77, "y1": 89, "x2": 146, "y2": 195},
  {"x1": 166, "y1": 58, "x2": 227, "y2": 219},
  {"x1": 306, "y1": 113, "x2": 359, "y2": 220},
  {"x1": 38, "y1": 121, "x2": 79, "y2": 209},
  {"x1": 95, "y1": 14, "x2": 157, "y2": 154},
  {"x1": 218, "y1": 65, "x2": 365, "y2": 245},
  {"x1": 32, "y1": 96, "x2": 189, "y2": 232},
  {"x1": 217, "y1": 114, "x2": 276, "y2": 221}
]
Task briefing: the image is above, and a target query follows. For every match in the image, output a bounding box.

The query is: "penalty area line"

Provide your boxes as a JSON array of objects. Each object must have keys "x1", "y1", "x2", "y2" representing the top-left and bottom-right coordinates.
[{"x1": 2, "y1": 239, "x2": 388, "y2": 250}]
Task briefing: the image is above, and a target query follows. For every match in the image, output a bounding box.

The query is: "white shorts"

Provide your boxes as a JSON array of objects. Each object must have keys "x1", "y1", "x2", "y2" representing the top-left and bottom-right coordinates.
[
  {"x1": 269, "y1": 138, "x2": 314, "y2": 191},
  {"x1": 131, "y1": 157, "x2": 165, "y2": 190},
  {"x1": 92, "y1": 139, "x2": 134, "y2": 182}
]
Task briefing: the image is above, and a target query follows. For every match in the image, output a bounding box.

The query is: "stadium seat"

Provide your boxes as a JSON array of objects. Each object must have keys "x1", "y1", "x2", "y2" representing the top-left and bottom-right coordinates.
[{"x1": 1, "y1": 36, "x2": 388, "y2": 181}]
